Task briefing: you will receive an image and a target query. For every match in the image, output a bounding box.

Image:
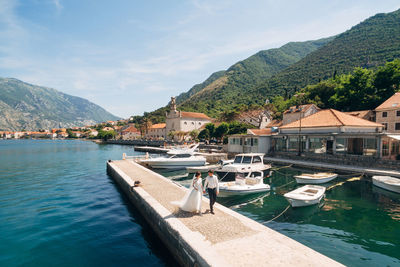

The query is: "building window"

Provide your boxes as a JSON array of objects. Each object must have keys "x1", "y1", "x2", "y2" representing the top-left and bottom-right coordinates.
[
  {"x1": 192, "y1": 122, "x2": 194, "y2": 125},
  {"x1": 198, "y1": 122, "x2": 201, "y2": 125},
  {"x1": 184, "y1": 122, "x2": 187, "y2": 125},
  {"x1": 397, "y1": 110, "x2": 400, "y2": 116},
  {"x1": 383, "y1": 123, "x2": 388, "y2": 130},
  {"x1": 382, "y1": 112, "x2": 387, "y2": 117},
  {"x1": 396, "y1": 123, "x2": 400, "y2": 130}
]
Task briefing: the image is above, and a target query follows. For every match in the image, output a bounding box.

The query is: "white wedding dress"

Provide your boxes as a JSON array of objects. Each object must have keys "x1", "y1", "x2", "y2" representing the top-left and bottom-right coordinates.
[{"x1": 179, "y1": 177, "x2": 203, "y2": 213}]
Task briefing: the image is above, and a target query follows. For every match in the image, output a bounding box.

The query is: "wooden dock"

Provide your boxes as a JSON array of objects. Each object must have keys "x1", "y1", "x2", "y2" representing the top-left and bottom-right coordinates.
[
  {"x1": 265, "y1": 156, "x2": 400, "y2": 177},
  {"x1": 107, "y1": 159, "x2": 343, "y2": 267}
]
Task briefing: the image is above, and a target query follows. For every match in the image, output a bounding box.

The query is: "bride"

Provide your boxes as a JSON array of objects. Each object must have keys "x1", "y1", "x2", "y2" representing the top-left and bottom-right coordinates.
[{"x1": 177, "y1": 171, "x2": 203, "y2": 214}]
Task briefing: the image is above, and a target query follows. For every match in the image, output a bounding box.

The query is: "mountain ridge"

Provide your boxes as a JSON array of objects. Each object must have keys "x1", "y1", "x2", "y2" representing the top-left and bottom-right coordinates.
[{"x1": 0, "y1": 77, "x2": 120, "y2": 131}]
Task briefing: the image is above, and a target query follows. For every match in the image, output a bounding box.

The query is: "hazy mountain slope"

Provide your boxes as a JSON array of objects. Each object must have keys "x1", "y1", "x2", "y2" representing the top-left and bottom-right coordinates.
[
  {"x1": 0, "y1": 78, "x2": 120, "y2": 131},
  {"x1": 254, "y1": 8, "x2": 400, "y2": 99}
]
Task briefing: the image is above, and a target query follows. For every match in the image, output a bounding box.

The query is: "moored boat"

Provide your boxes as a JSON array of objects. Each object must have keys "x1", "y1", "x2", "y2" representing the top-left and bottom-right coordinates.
[
  {"x1": 215, "y1": 153, "x2": 271, "y2": 181},
  {"x1": 372, "y1": 176, "x2": 400, "y2": 194},
  {"x1": 219, "y1": 171, "x2": 270, "y2": 197},
  {"x1": 284, "y1": 185, "x2": 326, "y2": 207},
  {"x1": 294, "y1": 172, "x2": 338, "y2": 184},
  {"x1": 139, "y1": 153, "x2": 206, "y2": 169}
]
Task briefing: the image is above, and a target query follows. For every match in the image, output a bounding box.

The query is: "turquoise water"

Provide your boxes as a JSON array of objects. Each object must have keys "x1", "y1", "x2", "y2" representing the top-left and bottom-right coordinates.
[
  {"x1": 2, "y1": 140, "x2": 400, "y2": 267},
  {"x1": 159, "y1": 166, "x2": 400, "y2": 266},
  {"x1": 0, "y1": 140, "x2": 176, "y2": 267}
]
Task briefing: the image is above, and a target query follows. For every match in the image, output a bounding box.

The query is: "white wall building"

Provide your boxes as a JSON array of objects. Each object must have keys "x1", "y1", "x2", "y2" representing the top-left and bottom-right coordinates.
[
  {"x1": 282, "y1": 104, "x2": 319, "y2": 125},
  {"x1": 165, "y1": 97, "x2": 212, "y2": 138},
  {"x1": 228, "y1": 129, "x2": 275, "y2": 154}
]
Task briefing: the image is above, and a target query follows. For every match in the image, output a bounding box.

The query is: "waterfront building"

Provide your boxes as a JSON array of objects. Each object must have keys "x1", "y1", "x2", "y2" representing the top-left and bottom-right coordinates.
[
  {"x1": 145, "y1": 123, "x2": 166, "y2": 139},
  {"x1": 282, "y1": 104, "x2": 319, "y2": 125},
  {"x1": 165, "y1": 97, "x2": 212, "y2": 138},
  {"x1": 375, "y1": 92, "x2": 400, "y2": 133},
  {"x1": 228, "y1": 128, "x2": 277, "y2": 154},
  {"x1": 273, "y1": 109, "x2": 384, "y2": 157},
  {"x1": 120, "y1": 125, "x2": 140, "y2": 140},
  {"x1": 237, "y1": 109, "x2": 273, "y2": 129}
]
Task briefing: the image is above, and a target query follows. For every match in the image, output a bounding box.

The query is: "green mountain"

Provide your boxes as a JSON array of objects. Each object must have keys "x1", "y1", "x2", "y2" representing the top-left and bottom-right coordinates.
[
  {"x1": 254, "y1": 8, "x2": 400, "y2": 100},
  {"x1": 176, "y1": 37, "x2": 333, "y2": 117},
  {"x1": 0, "y1": 78, "x2": 120, "y2": 131}
]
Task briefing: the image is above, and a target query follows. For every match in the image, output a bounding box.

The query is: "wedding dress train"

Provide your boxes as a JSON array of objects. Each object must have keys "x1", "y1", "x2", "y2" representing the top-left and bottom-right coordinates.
[{"x1": 177, "y1": 177, "x2": 203, "y2": 213}]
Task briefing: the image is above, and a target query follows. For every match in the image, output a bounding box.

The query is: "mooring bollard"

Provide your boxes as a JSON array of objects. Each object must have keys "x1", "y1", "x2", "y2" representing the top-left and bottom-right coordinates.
[{"x1": 122, "y1": 153, "x2": 126, "y2": 160}]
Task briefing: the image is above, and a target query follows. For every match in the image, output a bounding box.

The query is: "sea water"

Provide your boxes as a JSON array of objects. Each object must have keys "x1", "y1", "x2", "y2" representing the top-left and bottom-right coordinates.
[
  {"x1": 2, "y1": 140, "x2": 400, "y2": 267},
  {"x1": 159, "y1": 164, "x2": 400, "y2": 267},
  {"x1": 0, "y1": 140, "x2": 176, "y2": 267}
]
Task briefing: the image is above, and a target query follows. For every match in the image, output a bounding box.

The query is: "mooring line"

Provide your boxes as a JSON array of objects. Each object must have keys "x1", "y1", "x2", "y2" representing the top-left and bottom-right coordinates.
[{"x1": 266, "y1": 205, "x2": 291, "y2": 223}]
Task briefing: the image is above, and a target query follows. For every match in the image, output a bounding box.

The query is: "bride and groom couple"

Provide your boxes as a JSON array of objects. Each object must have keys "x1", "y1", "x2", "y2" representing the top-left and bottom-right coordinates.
[{"x1": 176, "y1": 170, "x2": 219, "y2": 215}]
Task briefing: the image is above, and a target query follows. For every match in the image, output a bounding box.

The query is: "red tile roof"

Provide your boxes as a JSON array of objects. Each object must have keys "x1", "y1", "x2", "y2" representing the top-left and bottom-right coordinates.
[
  {"x1": 180, "y1": 111, "x2": 211, "y2": 120},
  {"x1": 375, "y1": 92, "x2": 400, "y2": 111},
  {"x1": 280, "y1": 109, "x2": 383, "y2": 129},
  {"x1": 150, "y1": 123, "x2": 166, "y2": 129},
  {"x1": 122, "y1": 125, "x2": 140, "y2": 133}
]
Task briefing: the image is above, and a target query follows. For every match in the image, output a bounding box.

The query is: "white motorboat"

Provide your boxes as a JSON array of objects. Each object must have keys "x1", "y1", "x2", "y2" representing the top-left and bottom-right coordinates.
[
  {"x1": 372, "y1": 176, "x2": 400, "y2": 194},
  {"x1": 219, "y1": 171, "x2": 270, "y2": 197},
  {"x1": 186, "y1": 159, "x2": 234, "y2": 173},
  {"x1": 139, "y1": 153, "x2": 206, "y2": 169},
  {"x1": 294, "y1": 172, "x2": 338, "y2": 184},
  {"x1": 215, "y1": 153, "x2": 271, "y2": 181},
  {"x1": 284, "y1": 185, "x2": 326, "y2": 207},
  {"x1": 167, "y1": 144, "x2": 199, "y2": 156}
]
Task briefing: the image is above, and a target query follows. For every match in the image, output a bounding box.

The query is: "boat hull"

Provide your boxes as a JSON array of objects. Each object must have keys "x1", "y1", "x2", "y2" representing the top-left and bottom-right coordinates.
[
  {"x1": 294, "y1": 174, "x2": 338, "y2": 184},
  {"x1": 218, "y1": 186, "x2": 270, "y2": 197},
  {"x1": 372, "y1": 176, "x2": 400, "y2": 194},
  {"x1": 142, "y1": 160, "x2": 206, "y2": 169},
  {"x1": 284, "y1": 185, "x2": 326, "y2": 207},
  {"x1": 215, "y1": 169, "x2": 270, "y2": 182},
  {"x1": 285, "y1": 194, "x2": 325, "y2": 207}
]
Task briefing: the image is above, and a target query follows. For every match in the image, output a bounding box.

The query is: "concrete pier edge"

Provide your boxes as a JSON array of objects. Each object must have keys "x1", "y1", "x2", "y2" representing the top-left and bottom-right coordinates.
[{"x1": 107, "y1": 160, "x2": 344, "y2": 267}]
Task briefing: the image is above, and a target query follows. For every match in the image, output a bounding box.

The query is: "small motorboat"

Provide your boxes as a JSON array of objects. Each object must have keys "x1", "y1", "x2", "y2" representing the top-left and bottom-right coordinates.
[
  {"x1": 215, "y1": 153, "x2": 271, "y2": 181},
  {"x1": 284, "y1": 185, "x2": 326, "y2": 207},
  {"x1": 139, "y1": 153, "x2": 206, "y2": 169},
  {"x1": 294, "y1": 172, "x2": 338, "y2": 184},
  {"x1": 372, "y1": 176, "x2": 400, "y2": 194},
  {"x1": 218, "y1": 171, "x2": 270, "y2": 197}
]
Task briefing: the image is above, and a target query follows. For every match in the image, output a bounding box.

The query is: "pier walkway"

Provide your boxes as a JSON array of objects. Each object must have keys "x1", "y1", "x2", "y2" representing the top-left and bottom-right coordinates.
[
  {"x1": 265, "y1": 156, "x2": 400, "y2": 177},
  {"x1": 107, "y1": 159, "x2": 343, "y2": 267}
]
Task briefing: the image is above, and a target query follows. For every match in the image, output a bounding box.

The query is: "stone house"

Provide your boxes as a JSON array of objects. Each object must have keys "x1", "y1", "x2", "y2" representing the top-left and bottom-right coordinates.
[
  {"x1": 145, "y1": 123, "x2": 166, "y2": 139},
  {"x1": 282, "y1": 104, "x2": 319, "y2": 125},
  {"x1": 120, "y1": 125, "x2": 140, "y2": 140},
  {"x1": 375, "y1": 92, "x2": 400, "y2": 133},
  {"x1": 237, "y1": 110, "x2": 273, "y2": 129}
]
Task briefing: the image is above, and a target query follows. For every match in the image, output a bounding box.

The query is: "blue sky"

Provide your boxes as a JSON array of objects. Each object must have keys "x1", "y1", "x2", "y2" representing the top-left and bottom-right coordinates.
[{"x1": 1, "y1": 0, "x2": 399, "y2": 118}]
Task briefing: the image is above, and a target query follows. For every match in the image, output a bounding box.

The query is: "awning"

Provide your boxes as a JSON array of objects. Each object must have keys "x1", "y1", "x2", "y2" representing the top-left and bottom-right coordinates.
[{"x1": 387, "y1": 135, "x2": 400, "y2": 141}]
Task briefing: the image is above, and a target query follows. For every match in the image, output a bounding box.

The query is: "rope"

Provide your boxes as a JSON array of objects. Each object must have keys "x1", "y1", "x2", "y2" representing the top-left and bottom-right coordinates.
[
  {"x1": 326, "y1": 173, "x2": 364, "y2": 191},
  {"x1": 271, "y1": 164, "x2": 293, "y2": 171},
  {"x1": 218, "y1": 171, "x2": 231, "y2": 182},
  {"x1": 275, "y1": 180, "x2": 295, "y2": 189},
  {"x1": 265, "y1": 205, "x2": 291, "y2": 223}
]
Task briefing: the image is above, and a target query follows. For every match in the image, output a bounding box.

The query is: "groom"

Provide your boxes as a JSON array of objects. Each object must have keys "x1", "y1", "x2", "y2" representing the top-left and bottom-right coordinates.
[{"x1": 203, "y1": 170, "x2": 219, "y2": 214}]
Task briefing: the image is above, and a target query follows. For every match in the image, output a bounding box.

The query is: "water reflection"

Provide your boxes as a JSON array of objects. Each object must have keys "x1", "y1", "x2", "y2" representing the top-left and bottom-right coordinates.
[{"x1": 157, "y1": 165, "x2": 400, "y2": 266}]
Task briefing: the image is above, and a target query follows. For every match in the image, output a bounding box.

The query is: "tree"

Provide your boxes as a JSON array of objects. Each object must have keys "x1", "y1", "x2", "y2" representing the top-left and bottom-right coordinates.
[
  {"x1": 98, "y1": 130, "x2": 116, "y2": 141},
  {"x1": 189, "y1": 130, "x2": 199, "y2": 140},
  {"x1": 214, "y1": 122, "x2": 229, "y2": 141},
  {"x1": 205, "y1": 123, "x2": 215, "y2": 138},
  {"x1": 198, "y1": 129, "x2": 210, "y2": 140}
]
